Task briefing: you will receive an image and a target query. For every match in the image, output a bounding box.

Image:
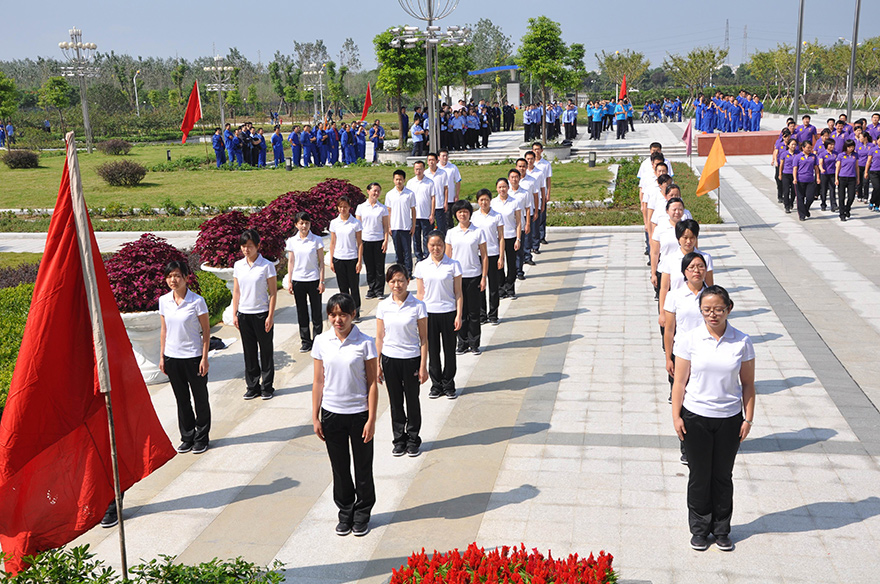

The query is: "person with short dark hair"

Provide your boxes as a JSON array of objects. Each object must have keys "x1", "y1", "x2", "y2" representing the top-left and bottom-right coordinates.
[
  {"x1": 792, "y1": 140, "x2": 821, "y2": 221},
  {"x1": 329, "y1": 196, "x2": 364, "y2": 321},
  {"x1": 446, "y1": 200, "x2": 488, "y2": 355},
  {"x1": 385, "y1": 169, "x2": 417, "y2": 277},
  {"x1": 356, "y1": 183, "x2": 390, "y2": 299},
  {"x1": 836, "y1": 139, "x2": 859, "y2": 221},
  {"x1": 286, "y1": 212, "x2": 326, "y2": 352},
  {"x1": 491, "y1": 178, "x2": 522, "y2": 299},
  {"x1": 212, "y1": 128, "x2": 227, "y2": 168}
]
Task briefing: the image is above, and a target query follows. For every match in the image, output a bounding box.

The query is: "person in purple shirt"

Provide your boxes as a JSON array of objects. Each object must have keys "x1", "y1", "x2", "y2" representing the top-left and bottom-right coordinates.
[
  {"x1": 868, "y1": 136, "x2": 880, "y2": 211},
  {"x1": 778, "y1": 139, "x2": 800, "y2": 214},
  {"x1": 866, "y1": 113, "x2": 880, "y2": 142},
  {"x1": 818, "y1": 140, "x2": 838, "y2": 212},
  {"x1": 836, "y1": 140, "x2": 859, "y2": 221},
  {"x1": 831, "y1": 121, "x2": 852, "y2": 154},
  {"x1": 856, "y1": 132, "x2": 874, "y2": 203},
  {"x1": 795, "y1": 115, "x2": 817, "y2": 145},
  {"x1": 772, "y1": 129, "x2": 793, "y2": 203},
  {"x1": 792, "y1": 141, "x2": 821, "y2": 221}
]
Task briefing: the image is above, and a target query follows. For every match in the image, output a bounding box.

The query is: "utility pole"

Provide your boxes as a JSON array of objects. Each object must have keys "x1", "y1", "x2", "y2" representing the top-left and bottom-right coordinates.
[
  {"x1": 846, "y1": 0, "x2": 862, "y2": 120},
  {"x1": 724, "y1": 20, "x2": 730, "y2": 56},
  {"x1": 793, "y1": 0, "x2": 805, "y2": 119},
  {"x1": 742, "y1": 26, "x2": 748, "y2": 64}
]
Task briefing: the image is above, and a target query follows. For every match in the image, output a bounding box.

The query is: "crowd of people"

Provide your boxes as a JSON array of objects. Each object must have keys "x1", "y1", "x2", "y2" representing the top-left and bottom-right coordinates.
[
  {"x1": 641, "y1": 98, "x2": 683, "y2": 123},
  {"x1": 695, "y1": 90, "x2": 764, "y2": 133}
]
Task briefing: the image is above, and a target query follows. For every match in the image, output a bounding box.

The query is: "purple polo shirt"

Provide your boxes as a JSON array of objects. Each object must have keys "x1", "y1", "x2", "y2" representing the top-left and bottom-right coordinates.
[
  {"x1": 795, "y1": 124, "x2": 817, "y2": 144},
  {"x1": 793, "y1": 153, "x2": 819, "y2": 182},
  {"x1": 781, "y1": 151, "x2": 798, "y2": 174},
  {"x1": 856, "y1": 143, "x2": 873, "y2": 166},
  {"x1": 867, "y1": 123, "x2": 880, "y2": 142},
  {"x1": 837, "y1": 153, "x2": 858, "y2": 178},
  {"x1": 868, "y1": 145, "x2": 880, "y2": 171},
  {"x1": 819, "y1": 151, "x2": 837, "y2": 175},
  {"x1": 831, "y1": 131, "x2": 849, "y2": 153}
]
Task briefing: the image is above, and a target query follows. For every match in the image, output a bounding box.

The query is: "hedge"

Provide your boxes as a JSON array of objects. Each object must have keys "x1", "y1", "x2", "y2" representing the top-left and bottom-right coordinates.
[
  {"x1": 0, "y1": 284, "x2": 34, "y2": 415},
  {"x1": 197, "y1": 270, "x2": 231, "y2": 326}
]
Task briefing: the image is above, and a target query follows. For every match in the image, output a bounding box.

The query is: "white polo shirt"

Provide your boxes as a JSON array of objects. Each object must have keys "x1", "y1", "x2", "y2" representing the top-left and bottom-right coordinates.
[
  {"x1": 651, "y1": 219, "x2": 680, "y2": 262},
  {"x1": 355, "y1": 200, "x2": 388, "y2": 242},
  {"x1": 491, "y1": 195, "x2": 520, "y2": 239},
  {"x1": 286, "y1": 231, "x2": 324, "y2": 282},
  {"x1": 651, "y1": 206, "x2": 693, "y2": 224},
  {"x1": 407, "y1": 176, "x2": 435, "y2": 220},
  {"x1": 526, "y1": 167, "x2": 546, "y2": 210},
  {"x1": 519, "y1": 175, "x2": 539, "y2": 212},
  {"x1": 445, "y1": 223, "x2": 486, "y2": 278},
  {"x1": 663, "y1": 284, "x2": 707, "y2": 335},
  {"x1": 233, "y1": 254, "x2": 276, "y2": 314},
  {"x1": 471, "y1": 209, "x2": 503, "y2": 256},
  {"x1": 414, "y1": 255, "x2": 462, "y2": 313},
  {"x1": 638, "y1": 157, "x2": 674, "y2": 184},
  {"x1": 511, "y1": 186, "x2": 532, "y2": 214},
  {"x1": 660, "y1": 248, "x2": 714, "y2": 294},
  {"x1": 438, "y1": 161, "x2": 461, "y2": 203},
  {"x1": 534, "y1": 157, "x2": 552, "y2": 181},
  {"x1": 312, "y1": 325, "x2": 378, "y2": 415},
  {"x1": 159, "y1": 289, "x2": 208, "y2": 359},
  {"x1": 674, "y1": 324, "x2": 755, "y2": 418},
  {"x1": 329, "y1": 215, "x2": 362, "y2": 261},
  {"x1": 425, "y1": 167, "x2": 449, "y2": 210},
  {"x1": 385, "y1": 187, "x2": 416, "y2": 231},
  {"x1": 376, "y1": 292, "x2": 427, "y2": 359}
]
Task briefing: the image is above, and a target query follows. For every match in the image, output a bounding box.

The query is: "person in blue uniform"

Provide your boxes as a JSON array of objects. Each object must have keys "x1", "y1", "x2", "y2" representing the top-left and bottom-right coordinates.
[
  {"x1": 271, "y1": 126, "x2": 285, "y2": 168},
  {"x1": 212, "y1": 128, "x2": 227, "y2": 168},
  {"x1": 256, "y1": 128, "x2": 267, "y2": 167},
  {"x1": 480, "y1": 108, "x2": 490, "y2": 148},
  {"x1": 223, "y1": 123, "x2": 234, "y2": 164},
  {"x1": 315, "y1": 123, "x2": 328, "y2": 166},
  {"x1": 328, "y1": 122, "x2": 340, "y2": 165},
  {"x1": 232, "y1": 129, "x2": 244, "y2": 166},
  {"x1": 615, "y1": 100, "x2": 627, "y2": 139},
  {"x1": 356, "y1": 122, "x2": 368, "y2": 161},
  {"x1": 400, "y1": 106, "x2": 410, "y2": 148},
  {"x1": 301, "y1": 124, "x2": 313, "y2": 168},
  {"x1": 340, "y1": 123, "x2": 351, "y2": 165},
  {"x1": 289, "y1": 125, "x2": 302, "y2": 168},
  {"x1": 749, "y1": 96, "x2": 763, "y2": 131},
  {"x1": 370, "y1": 120, "x2": 385, "y2": 163},
  {"x1": 625, "y1": 99, "x2": 635, "y2": 132},
  {"x1": 452, "y1": 110, "x2": 466, "y2": 151}
]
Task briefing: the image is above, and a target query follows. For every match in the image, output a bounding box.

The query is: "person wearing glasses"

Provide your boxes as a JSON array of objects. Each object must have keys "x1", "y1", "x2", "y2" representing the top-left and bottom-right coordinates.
[{"x1": 671, "y1": 285, "x2": 756, "y2": 552}]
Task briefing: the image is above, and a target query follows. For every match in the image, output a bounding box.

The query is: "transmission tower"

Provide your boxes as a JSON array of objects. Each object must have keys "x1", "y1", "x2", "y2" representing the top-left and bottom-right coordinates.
[
  {"x1": 742, "y1": 26, "x2": 748, "y2": 63},
  {"x1": 724, "y1": 20, "x2": 730, "y2": 55}
]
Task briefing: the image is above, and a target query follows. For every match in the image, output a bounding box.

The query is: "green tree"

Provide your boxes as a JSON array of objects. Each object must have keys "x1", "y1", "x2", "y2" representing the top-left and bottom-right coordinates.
[
  {"x1": 664, "y1": 46, "x2": 728, "y2": 101},
  {"x1": 226, "y1": 89, "x2": 243, "y2": 119},
  {"x1": 596, "y1": 49, "x2": 650, "y2": 93},
  {"x1": 170, "y1": 61, "x2": 188, "y2": 102},
  {"x1": 168, "y1": 88, "x2": 181, "y2": 107},
  {"x1": 38, "y1": 76, "x2": 73, "y2": 131},
  {"x1": 247, "y1": 84, "x2": 259, "y2": 115},
  {"x1": 516, "y1": 16, "x2": 569, "y2": 141},
  {"x1": 0, "y1": 72, "x2": 18, "y2": 131},
  {"x1": 563, "y1": 43, "x2": 588, "y2": 102},
  {"x1": 325, "y1": 62, "x2": 349, "y2": 117},
  {"x1": 438, "y1": 44, "x2": 476, "y2": 102},
  {"x1": 147, "y1": 89, "x2": 164, "y2": 109},
  {"x1": 374, "y1": 28, "x2": 424, "y2": 140}
]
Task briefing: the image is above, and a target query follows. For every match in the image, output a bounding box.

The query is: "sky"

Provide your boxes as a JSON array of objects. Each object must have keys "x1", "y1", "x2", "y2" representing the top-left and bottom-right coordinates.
[{"x1": 4, "y1": 0, "x2": 878, "y2": 72}]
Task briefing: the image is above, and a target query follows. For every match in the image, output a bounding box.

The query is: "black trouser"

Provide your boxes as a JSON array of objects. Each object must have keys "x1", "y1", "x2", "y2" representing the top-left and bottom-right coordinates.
[
  {"x1": 237, "y1": 311, "x2": 274, "y2": 393},
  {"x1": 628, "y1": 117, "x2": 635, "y2": 131},
  {"x1": 564, "y1": 122, "x2": 573, "y2": 140},
  {"x1": 363, "y1": 240, "x2": 386, "y2": 297},
  {"x1": 820, "y1": 174, "x2": 837, "y2": 209},
  {"x1": 391, "y1": 229, "x2": 413, "y2": 277},
  {"x1": 838, "y1": 176, "x2": 857, "y2": 218},
  {"x1": 164, "y1": 355, "x2": 210, "y2": 445},
  {"x1": 458, "y1": 275, "x2": 482, "y2": 350},
  {"x1": 774, "y1": 171, "x2": 783, "y2": 202},
  {"x1": 480, "y1": 254, "x2": 501, "y2": 321},
  {"x1": 616, "y1": 119, "x2": 627, "y2": 139},
  {"x1": 413, "y1": 218, "x2": 432, "y2": 261},
  {"x1": 780, "y1": 173, "x2": 795, "y2": 211},
  {"x1": 592, "y1": 120, "x2": 602, "y2": 140},
  {"x1": 795, "y1": 180, "x2": 817, "y2": 220},
  {"x1": 454, "y1": 130, "x2": 464, "y2": 151},
  {"x1": 481, "y1": 127, "x2": 489, "y2": 148},
  {"x1": 858, "y1": 166, "x2": 869, "y2": 200},
  {"x1": 427, "y1": 310, "x2": 457, "y2": 394},
  {"x1": 682, "y1": 407, "x2": 743, "y2": 537},
  {"x1": 321, "y1": 408, "x2": 375, "y2": 525},
  {"x1": 524, "y1": 124, "x2": 531, "y2": 142},
  {"x1": 381, "y1": 355, "x2": 422, "y2": 448},
  {"x1": 292, "y1": 280, "x2": 323, "y2": 345},
  {"x1": 500, "y1": 237, "x2": 517, "y2": 296},
  {"x1": 870, "y1": 171, "x2": 880, "y2": 207},
  {"x1": 333, "y1": 258, "x2": 360, "y2": 315}
]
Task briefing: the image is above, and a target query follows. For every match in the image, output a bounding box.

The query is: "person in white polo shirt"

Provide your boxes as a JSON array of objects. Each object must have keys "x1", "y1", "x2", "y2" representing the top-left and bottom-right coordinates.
[
  {"x1": 415, "y1": 230, "x2": 463, "y2": 399},
  {"x1": 329, "y1": 195, "x2": 364, "y2": 322},
  {"x1": 407, "y1": 160, "x2": 436, "y2": 262},
  {"x1": 672, "y1": 285, "x2": 755, "y2": 552},
  {"x1": 507, "y1": 167, "x2": 532, "y2": 281},
  {"x1": 356, "y1": 182, "x2": 390, "y2": 300},
  {"x1": 524, "y1": 151, "x2": 546, "y2": 256},
  {"x1": 471, "y1": 188, "x2": 505, "y2": 325},
  {"x1": 437, "y1": 149, "x2": 461, "y2": 228},
  {"x1": 286, "y1": 211, "x2": 326, "y2": 353},
  {"x1": 491, "y1": 178, "x2": 522, "y2": 299},
  {"x1": 516, "y1": 158, "x2": 540, "y2": 268},
  {"x1": 311, "y1": 293, "x2": 379, "y2": 537},
  {"x1": 446, "y1": 200, "x2": 488, "y2": 355},
  {"x1": 376, "y1": 264, "x2": 428, "y2": 457},
  {"x1": 425, "y1": 152, "x2": 449, "y2": 234},
  {"x1": 658, "y1": 219, "x2": 714, "y2": 343},
  {"x1": 232, "y1": 228, "x2": 278, "y2": 400},
  {"x1": 159, "y1": 260, "x2": 211, "y2": 454},
  {"x1": 385, "y1": 169, "x2": 417, "y2": 278},
  {"x1": 531, "y1": 142, "x2": 552, "y2": 246}
]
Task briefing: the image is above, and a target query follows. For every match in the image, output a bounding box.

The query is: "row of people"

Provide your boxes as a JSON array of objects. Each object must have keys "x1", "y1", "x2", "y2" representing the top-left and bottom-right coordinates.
[
  {"x1": 522, "y1": 101, "x2": 578, "y2": 142},
  {"x1": 695, "y1": 91, "x2": 764, "y2": 133}
]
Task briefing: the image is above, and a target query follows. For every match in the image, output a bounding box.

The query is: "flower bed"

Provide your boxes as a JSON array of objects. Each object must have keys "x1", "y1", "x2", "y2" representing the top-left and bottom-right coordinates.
[{"x1": 390, "y1": 543, "x2": 616, "y2": 584}]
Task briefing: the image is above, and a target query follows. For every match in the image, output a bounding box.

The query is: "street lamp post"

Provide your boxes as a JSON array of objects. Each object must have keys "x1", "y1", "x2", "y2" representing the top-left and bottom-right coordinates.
[
  {"x1": 793, "y1": 0, "x2": 805, "y2": 119},
  {"x1": 846, "y1": 0, "x2": 862, "y2": 121},
  {"x1": 303, "y1": 63, "x2": 327, "y2": 122},
  {"x1": 59, "y1": 27, "x2": 99, "y2": 154},
  {"x1": 204, "y1": 55, "x2": 235, "y2": 128},
  {"x1": 133, "y1": 70, "x2": 140, "y2": 117}
]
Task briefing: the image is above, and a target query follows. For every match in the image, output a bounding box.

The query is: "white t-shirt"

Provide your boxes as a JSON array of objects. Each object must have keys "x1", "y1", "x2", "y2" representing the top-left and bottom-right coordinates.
[
  {"x1": 425, "y1": 167, "x2": 449, "y2": 210},
  {"x1": 471, "y1": 209, "x2": 503, "y2": 256},
  {"x1": 329, "y1": 215, "x2": 362, "y2": 261},
  {"x1": 491, "y1": 196, "x2": 520, "y2": 239},
  {"x1": 414, "y1": 255, "x2": 462, "y2": 313},
  {"x1": 438, "y1": 161, "x2": 461, "y2": 203},
  {"x1": 355, "y1": 200, "x2": 389, "y2": 242},
  {"x1": 511, "y1": 186, "x2": 532, "y2": 213},
  {"x1": 644, "y1": 182, "x2": 662, "y2": 209},
  {"x1": 664, "y1": 284, "x2": 707, "y2": 336},
  {"x1": 233, "y1": 254, "x2": 277, "y2": 314},
  {"x1": 286, "y1": 231, "x2": 324, "y2": 282},
  {"x1": 445, "y1": 223, "x2": 487, "y2": 278},
  {"x1": 674, "y1": 324, "x2": 755, "y2": 418},
  {"x1": 638, "y1": 157, "x2": 674, "y2": 185},
  {"x1": 312, "y1": 325, "x2": 378, "y2": 415},
  {"x1": 376, "y1": 293, "x2": 427, "y2": 359},
  {"x1": 385, "y1": 187, "x2": 416, "y2": 231},
  {"x1": 660, "y1": 248, "x2": 714, "y2": 294},
  {"x1": 407, "y1": 176, "x2": 435, "y2": 220},
  {"x1": 159, "y1": 289, "x2": 208, "y2": 359}
]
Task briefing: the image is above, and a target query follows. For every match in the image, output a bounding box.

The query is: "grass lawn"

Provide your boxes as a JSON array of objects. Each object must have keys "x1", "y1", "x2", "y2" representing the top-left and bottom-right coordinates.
[{"x1": 0, "y1": 252, "x2": 42, "y2": 268}]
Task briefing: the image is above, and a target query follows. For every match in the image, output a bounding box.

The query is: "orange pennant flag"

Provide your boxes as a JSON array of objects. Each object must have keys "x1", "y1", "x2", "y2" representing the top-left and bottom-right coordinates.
[{"x1": 696, "y1": 135, "x2": 727, "y2": 196}]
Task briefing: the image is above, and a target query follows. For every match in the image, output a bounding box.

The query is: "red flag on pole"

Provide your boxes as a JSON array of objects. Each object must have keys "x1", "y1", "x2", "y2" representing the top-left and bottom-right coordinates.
[
  {"x1": 618, "y1": 75, "x2": 627, "y2": 100},
  {"x1": 0, "y1": 136, "x2": 176, "y2": 573},
  {"x1": 180, "y1": 80, "x2": 202, "y2": 144},
  {"x1": 360, "y1": 82, "x2": 372, "y2": 122},
  {"x1": 682, "y1": 119, "x2": 693, "y2": 157}
]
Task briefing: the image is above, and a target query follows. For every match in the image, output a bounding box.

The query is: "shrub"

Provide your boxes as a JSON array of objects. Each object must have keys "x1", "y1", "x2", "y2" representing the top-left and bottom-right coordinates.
[
  {"x1": 150, "y1": 155, "x2": 212, "y2": 172},
  {"x1": 0, "y1": 262, "x2": 40, "y2": 289},
  {"x1": 193, "y1": 210, "x2": 249, "y2": 268},
  {"x1": 246, "y1": 208, "x2": 286, "y2": 262},
  {"x1": 390, "y1": 543, "x2": 616, "y2": 584},
  {"x1": 1, "y1": 150, "x2": 39, "y2": 169},
  {"x1": 260, "y1": 178, "x2": 366, "y2": 244},
  {"x1": 104, "y1": 233, "x2": 198, "y2": 313},
  {"x1": 0, "y1": 283, "x2": 33, "y2": 414},
  {"x1": 95, "y1": 160, "x2": 148, "y2": 187},
  {"x1": 197, "y1": 270, "x2": 231, "y2": 326},
  {"x1": 96, "y1": 139, "x2": 132, "y2": 155}
]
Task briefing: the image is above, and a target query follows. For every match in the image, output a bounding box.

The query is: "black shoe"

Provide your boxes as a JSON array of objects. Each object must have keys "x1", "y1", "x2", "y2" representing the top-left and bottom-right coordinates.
[
  {"x1": 352, "y1": 522, "x2": 370, "y2": 536},
  {"x1": 785, "y1": 208, "x2": 792, "y2": 214},
  {"x1": 690, "y1": 534, "x2": 709, "y2": 551},
  {"x1": 778, "y1": 198, "x2": 784, "y2": 203},
  {"x1": 299, "y1": 343, "x2": 312, "y2": 353},
  {"x1": 516, "y1": 274, "x2": 525, "y2": 281},
  {"x1": 455, "y1": 345, "x2": 469, "y2": 355},
  {"x1": 261, "y1": 390, "x2": 274, "y2": 400},
  {"x1": 100, "y1": 506, "x2": 118, "y2": 529},
  {"x1": 489, "y1": 318, "x2": 500, "y2": 326},
  {"x1": 176, "y1": 441, "x2": 194, "y2": 453},
  {"x1": 680, "y1": 453, "x2": 688, "y2": 465},
  {"x1": 365, "y1": 292, "x2": 376, "y2": 299},
  {"x1": 243, "y1": 389, "x2": 260, "y2": 400},
  {"x1": 429, "y1": 389, "x2": 444, "y2": 399},
  {"x1": 532, "y1": 249, "x2": 541, "y2": 254},
  {"x1": 336, "y1": 522, "x2": 352, "y2": 536},
  {"x1": 392, "y1": 443, "x2": 406, "y2": 457},
  {"x1": 524, "y1": 259, "x2": 536, "y2": 266},
  {"x1": 841, "y1": 216, "x2": 848, "y2": 221},
  {"x1": 480, "y1": 316, "x2": 489, "y2": 325},
  {"x1": 498, "y1": 291, "x2": 509, "y2": 299},
  {"x1": 471, "y1": 347, "x2": 482, "y2": 356},
  {"x1": 445, "y1": 390, "x2": 458, "y2": 400},
  {"x1": 508, "y1": 293, "x2": 518, "y2": 300},
  {"x1": 192, "y1": 442, "x2": 208, "y2": 454},
  {"x1": 715, "y1": 535, "x2": 734, "y2": 551},
  {"x1": 406, "y1": 444, "x2": 421, "y2": 457},
  {"x1": 821, "y1": 205, "x2": 827, "y2": 211},
  {"x1": 799, "y1": 217, "x2": 806, "y2": 221},
  {"x1": 540, "y1": 238, "x2": 548, "y2": 245}
]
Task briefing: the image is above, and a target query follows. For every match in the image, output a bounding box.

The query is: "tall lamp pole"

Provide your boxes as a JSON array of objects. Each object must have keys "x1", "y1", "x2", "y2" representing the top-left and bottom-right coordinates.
[
  {"x1": 59, "y1": 27, "x2": 99, "y2": 154},
  {"x1": 133, "y1": 70, "x2": 140, "y2": 117},
  {"x1": 304, "y1": 63, "x2": 327, "y2": 122},
  {"x1": 793, "y1": 0, "x2": 805, "y2": 119},
  {"x1": 204, "y1": 55, "x2": 234, "y2": 128},
  {"x1": 846, "y1": 0, "x2": 862, "y2": 121}
]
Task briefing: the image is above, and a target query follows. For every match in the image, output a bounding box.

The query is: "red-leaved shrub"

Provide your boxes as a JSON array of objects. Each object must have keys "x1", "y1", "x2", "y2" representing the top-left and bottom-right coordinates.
[{"x1": 193, "y1": 210, "x2": 249, "y2": 269}]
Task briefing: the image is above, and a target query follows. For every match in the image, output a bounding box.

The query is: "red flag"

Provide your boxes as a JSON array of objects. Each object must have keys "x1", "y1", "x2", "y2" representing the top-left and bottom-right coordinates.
[
  {"x1": 682, "y1": 119, "x2": 693, "y2": 157},
  {"x1": 0, "y1": 141, "x2": 176, "y2": 573},
  {"x1": 180, "y1": 80, "x2": 202, "y2": 144},
  {"x1": 619, "y1": 75, "x2": 627, "y2": 100},
  {"x1": 360, "y1": 82, "x2": 372, "y2": 122}
]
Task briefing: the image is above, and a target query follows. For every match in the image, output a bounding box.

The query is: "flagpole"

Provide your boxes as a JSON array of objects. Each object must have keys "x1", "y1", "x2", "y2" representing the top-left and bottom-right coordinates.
[{"x1": 65, "y1": 131, "x2": 129, "y2": 580}]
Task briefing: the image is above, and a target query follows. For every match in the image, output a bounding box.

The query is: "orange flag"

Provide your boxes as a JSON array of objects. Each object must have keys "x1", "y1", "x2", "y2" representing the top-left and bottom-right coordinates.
[{"x1": 696, "y1": 135, "x2": 727, "y2": 196}]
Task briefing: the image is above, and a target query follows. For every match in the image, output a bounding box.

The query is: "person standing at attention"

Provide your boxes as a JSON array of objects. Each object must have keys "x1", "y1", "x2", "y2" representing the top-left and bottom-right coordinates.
[
  {"x1": 385, "y1": 169, "x2": 417, "y2": 277},
  {"x1": 286, "y1": 212, "x2": 326, "y2": 353},
  {"x1": 356, "y1": 183, "x2": 390, "y2": 300},
  {"x1": 329, "y1": 196, "x2": 364, "y2": 322},
  {"x1": 446, "y1": 200, "x2": 488, "y2": 355}
]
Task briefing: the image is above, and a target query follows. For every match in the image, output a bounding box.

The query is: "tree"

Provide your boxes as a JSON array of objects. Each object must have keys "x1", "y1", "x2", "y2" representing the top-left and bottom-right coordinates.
[
  {"x1": 247, "y1": 84, "x2": 259, "y2": 115},
  {"x1": 374, "y1": 28, "x2": 424, "y2": 139},
  {"x1": 595, "y1": 49, "x2": 650, "y2": 92},
  {"x1": 338, "y1": 38, "x2": 361, "y2": 72},
  {"x1": 146, "y1": 89, "x2": 164, "y2": 109},
  {"x1": 438, "y1": 44, "x2": 476, "y2": 103},
  {"x1": 664, "y1": 46, "x2": 728, "y2": 101},
  {"x1": 564, "y1": 43, "x2": 588, "y2": 103},
  {"x1": 468, "y1": 19, "x2": 513, "y2": 100},
  {"x1": 294, "y1": 40, "x2": 330, "y2": 71},
  {"x1": 38, "y1": 76, "x2": 73, "y2": 131},
  {"x1": 170, "y1": 61, "x2": 188, "y2": 103},
  {"x1": 168, "y1": 88, "x2": 181, "y2": 108},
  {"x1": 325, "y1": 62, "x2": 348, "y2": 116},
  {"x1": 516, "y1": 16, "x2": 569, "y2": 142},
  {"x1": 226, "y1": 89, "x2": 243, "y2": 119},
  {"x1": 0, "y1": 72, "x2": 18, "y2": 127}
]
